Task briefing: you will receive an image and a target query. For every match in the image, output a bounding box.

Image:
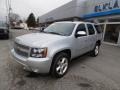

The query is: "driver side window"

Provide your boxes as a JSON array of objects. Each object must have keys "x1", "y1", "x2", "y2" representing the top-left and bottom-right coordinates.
[{"x1": 75, "y1": 24, "x2": 87, "y2": 36}]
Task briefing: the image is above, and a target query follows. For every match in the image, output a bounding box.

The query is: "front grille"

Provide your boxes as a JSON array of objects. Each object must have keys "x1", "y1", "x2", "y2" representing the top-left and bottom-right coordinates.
[
  {"x1": 0, "y1": 29, "x2": 4, "y2": 33},
  {"x1": 14, "y1": 42, "x2": 30, "y2": 58}
]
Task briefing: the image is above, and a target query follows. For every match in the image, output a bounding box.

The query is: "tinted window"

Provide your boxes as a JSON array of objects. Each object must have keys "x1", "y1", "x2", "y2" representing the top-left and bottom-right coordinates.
[
  {"x1": 87, "y1": 24, "x2": 95, "y2": 35},
  {"x1": 0, "y1": 22, "x2": 6, "y2": 27},
  {"x1": 44, "y1": 23, "x2": 76, "y2": 36},
  {"x1": 76, "y1": 24, "x2": 87, "y2": 33},
  {"x1": 95, "y1": 25, "x2": 102, "y2": 33}
]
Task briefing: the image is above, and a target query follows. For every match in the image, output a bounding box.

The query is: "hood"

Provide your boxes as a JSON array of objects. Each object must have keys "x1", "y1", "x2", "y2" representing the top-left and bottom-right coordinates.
[{"x1": 15, "y1": 33, "x2": 66, "y2": 47}]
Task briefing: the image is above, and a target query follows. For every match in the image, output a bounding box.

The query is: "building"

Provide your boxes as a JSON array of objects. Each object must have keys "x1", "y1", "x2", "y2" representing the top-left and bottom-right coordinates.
[
  {"x1": 39, "y1": 0, "x2": 120, "y2": 46},
  {"x1": 39, "y1": 0, "x2": 87, "y2": 26}
]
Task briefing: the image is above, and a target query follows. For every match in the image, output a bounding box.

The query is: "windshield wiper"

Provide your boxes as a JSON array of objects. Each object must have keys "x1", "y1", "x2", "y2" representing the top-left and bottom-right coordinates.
[
  {"x1": 41, "y1": 31, "x2": 63, "y2": 36},
  {"x1": 41, "y1": 31, "x2": 49, "y2": 34},
  {"x1": 48, "y1": 32, "x2": 61, "y2": 35},
  {"x1": 47, "y1": 32, "x2": 62, "y2": 35}
]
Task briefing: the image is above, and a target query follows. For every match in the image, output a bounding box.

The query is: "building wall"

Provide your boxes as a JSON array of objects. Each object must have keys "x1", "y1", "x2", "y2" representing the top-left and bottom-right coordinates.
[{"x1": 39, "y1": 0, "x2": 87, "y2": 23}]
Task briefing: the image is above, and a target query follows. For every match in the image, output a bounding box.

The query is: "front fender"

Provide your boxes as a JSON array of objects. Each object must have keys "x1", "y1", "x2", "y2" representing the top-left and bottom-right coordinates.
[{"x1": 48, "y1": 46, "x2": 71, "y2": 59}]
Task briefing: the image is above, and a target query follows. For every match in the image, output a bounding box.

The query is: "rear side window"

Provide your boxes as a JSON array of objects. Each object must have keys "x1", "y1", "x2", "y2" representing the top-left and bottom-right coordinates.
[
  {"x1": 87, "y1": 24, "x2": 95, "y2": 35},
  {"x1": 95, "y1": 25, "x2": 102, "y2": 34}
]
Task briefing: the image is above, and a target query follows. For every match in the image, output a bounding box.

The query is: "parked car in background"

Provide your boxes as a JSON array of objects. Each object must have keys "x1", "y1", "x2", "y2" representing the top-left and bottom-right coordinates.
[
  {"x1": 11, "y1": 21, "x2": 102, "y2": 78},
  {"x1": 0, "y1": 22, "x2": 9, "y2": 39},
  {"x1": 12, "y1": 22, "x2": 29, "y2": 30},
  {"x1": 13, "y1": 25, "x2": 23, "y2": 29}
]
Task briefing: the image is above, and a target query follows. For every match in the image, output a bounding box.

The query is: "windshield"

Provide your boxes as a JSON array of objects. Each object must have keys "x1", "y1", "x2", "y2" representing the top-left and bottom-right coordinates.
[{"x1": 43, "y1": 23, "x2": 76, "y2": 36}]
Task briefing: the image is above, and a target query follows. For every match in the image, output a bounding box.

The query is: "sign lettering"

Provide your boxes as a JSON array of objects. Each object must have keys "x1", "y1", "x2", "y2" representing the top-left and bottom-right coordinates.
[{"x1": 94, "y1": 0, "x2": 119, "y2": 12}]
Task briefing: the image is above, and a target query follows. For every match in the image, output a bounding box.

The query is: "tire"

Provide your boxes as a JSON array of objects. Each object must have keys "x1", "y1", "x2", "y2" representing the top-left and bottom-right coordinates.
[
  {"x1": 50, "y1": 52, "x2": 70, "y2": 78},
  {"x1": 90, "y1": 43, "x2": 100, "y2": 57}
]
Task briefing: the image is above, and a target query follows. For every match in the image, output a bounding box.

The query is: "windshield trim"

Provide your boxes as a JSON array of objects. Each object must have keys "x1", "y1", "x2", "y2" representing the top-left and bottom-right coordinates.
[{"x1": 41, "y1": 31, "x2": 66, "y2": 36}]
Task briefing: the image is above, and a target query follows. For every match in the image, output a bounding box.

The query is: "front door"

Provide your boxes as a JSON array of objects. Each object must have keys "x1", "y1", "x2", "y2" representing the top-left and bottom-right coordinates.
[{"x1": 73, "y1": 24, "x2": 89, "y2": 57}]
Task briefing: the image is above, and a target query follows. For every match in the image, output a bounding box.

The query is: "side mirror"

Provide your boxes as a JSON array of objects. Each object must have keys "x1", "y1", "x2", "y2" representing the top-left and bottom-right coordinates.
[{"x1": 75, "y1": 31, "x2": 87, "y2": 38}]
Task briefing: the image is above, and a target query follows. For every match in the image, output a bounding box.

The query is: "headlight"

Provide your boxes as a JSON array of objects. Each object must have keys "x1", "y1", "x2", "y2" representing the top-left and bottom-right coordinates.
[{"x1": 30, "y1": 48, "x2": 47, "y2": 58}]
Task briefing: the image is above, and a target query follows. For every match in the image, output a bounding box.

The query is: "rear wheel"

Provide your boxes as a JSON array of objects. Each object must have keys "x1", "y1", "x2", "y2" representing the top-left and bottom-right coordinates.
[
  {"x1": 91, "y1": 44, "x2": 100, "y2": 57},
  {"x1": 51, "y1": 52, "x2": 69, "y2": 78}
]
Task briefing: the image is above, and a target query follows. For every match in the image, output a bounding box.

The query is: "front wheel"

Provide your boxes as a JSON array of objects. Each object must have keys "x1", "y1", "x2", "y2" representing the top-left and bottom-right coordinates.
[
  {"x1": 91, "y1": 44, "x2": 100, "y2": 57},
  {"x1": 50, "y1": 53, "x2": 69, "y2": 78}
]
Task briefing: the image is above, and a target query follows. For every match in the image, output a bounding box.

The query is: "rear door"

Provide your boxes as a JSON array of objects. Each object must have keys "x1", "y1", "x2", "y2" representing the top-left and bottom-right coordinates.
[
  {"x1": 86, "y1": 24, "x2": 96, "y2": 51},
  {"x1": 94, "y1": 25, "x2": 103, "y2": 41}
]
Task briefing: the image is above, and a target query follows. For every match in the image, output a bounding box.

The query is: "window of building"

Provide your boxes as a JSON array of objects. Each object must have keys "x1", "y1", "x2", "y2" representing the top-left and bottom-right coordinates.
[{"x1": 104, "y1": 24, "x2": 120, "y2": 44}]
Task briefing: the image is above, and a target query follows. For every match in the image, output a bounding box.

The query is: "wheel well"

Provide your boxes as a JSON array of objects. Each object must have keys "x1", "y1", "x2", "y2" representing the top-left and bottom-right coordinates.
[
  {"x1": 49, "y1": 49, "x2": 71, "y2": 74},
  {"x1": 54, "y1": 49, "x2": 71, "y2": 59},
  {"x1": 96, "y1": 40, "x2": 101, "y2": 46}
]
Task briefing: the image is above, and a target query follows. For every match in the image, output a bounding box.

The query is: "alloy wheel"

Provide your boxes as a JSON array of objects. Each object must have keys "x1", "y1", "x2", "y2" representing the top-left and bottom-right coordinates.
[{"x1": 56, "y1": 57, "x2": 68, "y2": 75}]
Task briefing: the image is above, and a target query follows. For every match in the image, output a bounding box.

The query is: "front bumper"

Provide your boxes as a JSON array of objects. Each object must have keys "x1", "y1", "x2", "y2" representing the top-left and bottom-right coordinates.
[{"x1": 11, "y1": 49, "x2": 52, "y2": 73}]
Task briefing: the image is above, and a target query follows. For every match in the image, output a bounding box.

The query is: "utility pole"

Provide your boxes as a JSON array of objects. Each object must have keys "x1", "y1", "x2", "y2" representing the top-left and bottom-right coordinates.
[{"x1": 6, "y1": 0, "x2": 12, "y2": 29}]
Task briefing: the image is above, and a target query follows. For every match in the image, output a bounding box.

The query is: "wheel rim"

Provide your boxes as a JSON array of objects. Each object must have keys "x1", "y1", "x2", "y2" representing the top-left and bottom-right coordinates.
[
  {"x1": 56, "y1": 57, "x2": 68, "y2": 75},
  {"x1": 95, "y1": 45, "x2": 99, "y2": 55}
]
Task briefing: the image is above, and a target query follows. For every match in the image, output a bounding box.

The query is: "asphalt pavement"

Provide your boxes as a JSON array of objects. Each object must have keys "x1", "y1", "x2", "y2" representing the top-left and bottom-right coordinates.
[{"x1": 0, "y1": 30, "x2": 120, "y2": 90}]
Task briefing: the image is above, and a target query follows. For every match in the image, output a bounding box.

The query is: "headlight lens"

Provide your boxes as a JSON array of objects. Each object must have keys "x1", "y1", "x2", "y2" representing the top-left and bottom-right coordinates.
[{"x1": 30, "y1": 48, "x2": 47, "y2": 58}]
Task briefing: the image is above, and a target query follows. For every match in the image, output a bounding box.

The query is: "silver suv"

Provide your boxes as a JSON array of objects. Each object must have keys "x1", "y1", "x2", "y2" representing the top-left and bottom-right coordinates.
[{"x1": 11, "y1": 22, "x2": 102, "y2": 78}]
